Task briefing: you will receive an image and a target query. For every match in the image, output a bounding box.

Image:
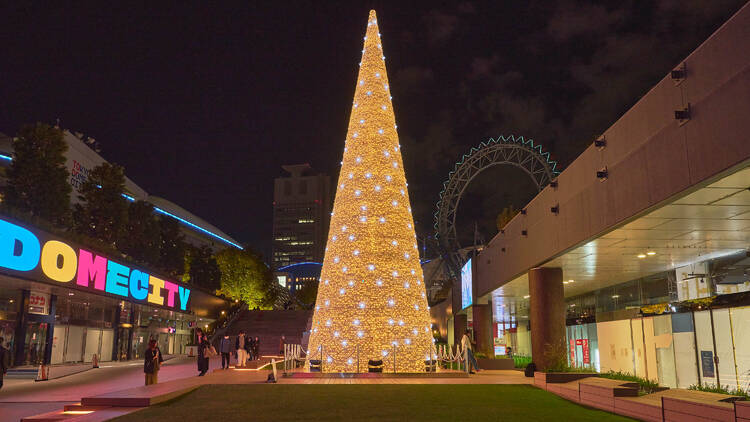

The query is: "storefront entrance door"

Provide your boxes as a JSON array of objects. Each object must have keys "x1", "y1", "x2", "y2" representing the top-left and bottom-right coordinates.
[{"x1": 23, "y1": 321, "x2": 48, "y2": 366}]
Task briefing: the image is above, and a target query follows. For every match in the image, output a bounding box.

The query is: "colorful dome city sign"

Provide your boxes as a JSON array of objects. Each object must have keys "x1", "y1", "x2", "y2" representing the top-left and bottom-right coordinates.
[
  {"x1": 306, "y1": 10, "x2": 433, "y2": 373},
  {"x1": 434, "y1": 135, "x2": 560, "y2": 276},
  {"x1": 0, "y1": 216, "x2": 192, "y2": 312}
]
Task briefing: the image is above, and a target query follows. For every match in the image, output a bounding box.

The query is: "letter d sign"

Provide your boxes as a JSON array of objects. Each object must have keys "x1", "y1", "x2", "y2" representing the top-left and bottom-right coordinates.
[{"x1": 0, "y1": 219, "x2": 41, "y2": 271}]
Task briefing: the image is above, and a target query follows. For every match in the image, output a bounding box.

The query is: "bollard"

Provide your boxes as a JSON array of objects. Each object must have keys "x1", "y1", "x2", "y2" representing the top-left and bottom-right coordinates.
[
  {"x1": 270, "y1": 358, "x2": 278, "y2": 383},
  {"x1": 92, "y1": 353, "x2": 99, "y2": 368},
  {"x1": 36, "y1": 364, "x2": 49, "y2": 382}
]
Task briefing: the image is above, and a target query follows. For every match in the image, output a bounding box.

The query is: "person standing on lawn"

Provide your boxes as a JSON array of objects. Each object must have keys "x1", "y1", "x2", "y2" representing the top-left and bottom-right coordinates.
[
  {"x1": 144, "y1": 339, "x2": 164, "y2": 385},
  {"x1": 219, "y1": 334, "x2": 232, "y2": 369}
]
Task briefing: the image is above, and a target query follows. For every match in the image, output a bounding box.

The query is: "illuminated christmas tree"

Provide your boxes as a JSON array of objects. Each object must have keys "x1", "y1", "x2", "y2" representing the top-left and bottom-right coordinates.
[{"x1": 306, "y1": 10, "x2": 432, "y2": 373}]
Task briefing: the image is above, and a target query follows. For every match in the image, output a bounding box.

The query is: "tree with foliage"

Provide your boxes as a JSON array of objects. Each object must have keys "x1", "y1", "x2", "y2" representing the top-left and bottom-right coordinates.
[
  {"x1": 158, "y1": 217, "x2": 186, "y2": 277},
  {"x1": 73, "y1": 162, "x2": 129, "y2": 246},
  {"x1": 4, "y1": 123, "x2": 71, "y2": 226},
  {"x1": 496, "y1": 205, "x2": 519, "y2": 232},
  {"x1": 215, "y1": 248, "x2": 277, "y2": 309},
  {"x1": 186, "y1": 245, "x2": 222, "y2": 292},
  {"x1": 119, "y1": 200, "x2": 160, "y2": 265}
]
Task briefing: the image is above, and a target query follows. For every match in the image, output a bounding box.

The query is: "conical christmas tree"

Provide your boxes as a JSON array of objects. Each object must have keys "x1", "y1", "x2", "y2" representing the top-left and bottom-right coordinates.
[{"x1": 307, "y1": 10, "x2": 432, "y2": 373}]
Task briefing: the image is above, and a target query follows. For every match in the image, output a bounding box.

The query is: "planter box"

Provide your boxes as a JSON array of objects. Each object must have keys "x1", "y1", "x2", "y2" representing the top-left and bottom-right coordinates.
[
  {"x1": 476, "y1": 358, "x2": 514, "y2": 370},
  {"x1": 614, "y1": 397, "x2": 663, "y2": 422},
  {"x1": 534, "y1": 371, "x2": 598, "y2": 389},
  {"x1": 736, "y1": 401, "x2": 750, "y2": 422},
  {"x1": 578, "y1": 378, "x2": 638, "y2": 413},
  {"x1": 662, "y1": 396, "x2": 735, "y2": 422}
]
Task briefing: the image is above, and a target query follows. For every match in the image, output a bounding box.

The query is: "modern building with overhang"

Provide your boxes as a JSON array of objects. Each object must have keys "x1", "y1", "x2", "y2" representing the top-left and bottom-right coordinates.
[
  {"x1": 433, "y1": 3, "x2": 750, "y2": 390},
  {"x1": 0, "y1": 128, "x2": 241, "y2": 368},
  {"x1": 0, "y1": 216, "x2": 231, "y2": 369}
]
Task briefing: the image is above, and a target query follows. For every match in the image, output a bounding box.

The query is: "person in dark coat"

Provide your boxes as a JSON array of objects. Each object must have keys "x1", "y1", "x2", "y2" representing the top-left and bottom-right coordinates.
[
  {"x1": 219, "y1": 335, "x2": 231, "y2": 369},
  {"x1": 196, "y1": 329, "x2": 210, "y2": 376},
  {"x1": 253, "y1": 336, "x2": 260, "y2": 361},
  {"x1": 279, "y1": 335, "x2": 286, "y2": 356},
  {"x1": 0, "y1": 337, "x2": 8, "y2": 390},
  {"x1": 247, "y1": 336, "x2": 255, "y2": 361},
  {"x1": 144, "y1": 339, "x2": 164, "y2": 385}
]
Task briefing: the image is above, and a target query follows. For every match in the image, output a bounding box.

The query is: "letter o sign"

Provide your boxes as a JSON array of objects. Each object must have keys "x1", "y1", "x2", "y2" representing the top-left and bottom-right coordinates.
[{"x1": 40, "y1": 241, "x2": 78, "y2": 282}]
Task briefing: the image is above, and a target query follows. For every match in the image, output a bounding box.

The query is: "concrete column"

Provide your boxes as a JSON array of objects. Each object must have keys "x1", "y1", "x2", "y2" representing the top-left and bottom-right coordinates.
[
  {"x1": 472, "y1": 304, "x2": 493, "y2": 356},
  {"x1": 453, "y1": 313, "x2": 467, "y2": 348},
  {"x1": 529, "y1": 267, "x2": 565, "y2": 370}
]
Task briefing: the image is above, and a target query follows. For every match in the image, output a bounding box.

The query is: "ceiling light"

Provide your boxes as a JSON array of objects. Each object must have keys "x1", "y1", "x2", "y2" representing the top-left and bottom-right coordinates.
[
  {"x1": 611, "y1": 295, "x2": 620, "y2": 299},
  {"x1": 637, "y1": 254, "x2": 647, "y2": 259},
  {"x1": 568, "y1": 279, "x2": 574, "y2": 283},
  {"x1": 523, "y1": 295, "x2": 530, "y2": 299},
  {"x1": 647, "y1": 251, "x2": 656, "y2": 256}
]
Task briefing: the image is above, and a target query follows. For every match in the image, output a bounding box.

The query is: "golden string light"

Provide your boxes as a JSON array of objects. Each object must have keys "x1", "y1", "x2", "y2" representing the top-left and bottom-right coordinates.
[{"x1": 306, "y1": 10, "x2": 432, "y2": 373}]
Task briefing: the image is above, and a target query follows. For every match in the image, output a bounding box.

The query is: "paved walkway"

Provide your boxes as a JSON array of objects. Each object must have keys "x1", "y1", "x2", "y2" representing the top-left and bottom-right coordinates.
[{"x1": 0, "y1": 356, "x2": 222, "y2": 422}]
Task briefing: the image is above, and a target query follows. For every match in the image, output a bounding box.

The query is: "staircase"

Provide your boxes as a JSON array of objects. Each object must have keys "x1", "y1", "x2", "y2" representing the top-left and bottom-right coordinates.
[{"x1": 224, "y1": 310, "x2": 312, "y2": 358}]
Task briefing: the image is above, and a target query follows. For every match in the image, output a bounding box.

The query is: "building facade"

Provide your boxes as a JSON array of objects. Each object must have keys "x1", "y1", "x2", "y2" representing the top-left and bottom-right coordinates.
[
  {"x1": 0, "y1": 216, "x2": 229, "y2": 368},
  {"x1": 272, "y1": 164, "x2": 330, "y2": 269},
  {"x1": 273, "y1": 261, "x2": 322, "y2": 302},
  {"x1": 431, "y1": 2, "x2": 750, "y2": 389}
]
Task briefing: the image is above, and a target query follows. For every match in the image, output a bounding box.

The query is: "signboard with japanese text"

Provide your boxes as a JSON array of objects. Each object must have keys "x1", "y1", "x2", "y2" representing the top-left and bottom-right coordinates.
[{"x1": 28, "y1": 291, "x2": 50, "y2": 315}]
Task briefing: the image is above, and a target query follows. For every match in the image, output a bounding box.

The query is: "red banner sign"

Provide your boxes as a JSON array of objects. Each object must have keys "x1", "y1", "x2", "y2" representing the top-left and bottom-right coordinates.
[{"x1": 582, "y1": 339, "x2": 590, "y2": 365}]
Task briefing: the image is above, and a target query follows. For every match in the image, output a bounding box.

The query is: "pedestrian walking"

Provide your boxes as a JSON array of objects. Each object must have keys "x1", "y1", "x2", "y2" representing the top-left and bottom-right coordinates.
[
  {"x1": 219, "y1": 334, "x2": 232, "y2": 369},
  {"x1": 0, "y1": 337, "x2": 8, "y2": 390},
  {"x1": 253, "y1": 336, "x2": 260, "y2": 360},
  {"x1": 279, "y1": 335, "x2": 286, "y2": 356},
  {"x1": 247, "y1": 336, "x2": 256, "y2": 360},
  {"x1": 461, "y1": 329, "x2": 480, "y2": 374},
  {"x1": 235, "y1": 330, "x2": 249, "y2": 367},
  {"x1": 144, "y1": 339, "x2": 164, "y2": 385},
  {"x1": 196, "y1": 329, "x2": 210, "y2": 376}
]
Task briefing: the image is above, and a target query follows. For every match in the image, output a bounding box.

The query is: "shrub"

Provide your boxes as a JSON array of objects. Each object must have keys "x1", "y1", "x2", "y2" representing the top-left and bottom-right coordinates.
[
  {"x1": 688, "y1": 383, "x2": 750, "y2": 399},
  {"x1": 513, "y1": 355, "x2": 532, "y2": 368},
  {"x1": 599, "y1": 371, "x2": 660, "y2": 394}
]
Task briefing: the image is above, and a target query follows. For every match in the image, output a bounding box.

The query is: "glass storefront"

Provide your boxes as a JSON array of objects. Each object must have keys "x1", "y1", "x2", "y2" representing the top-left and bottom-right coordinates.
[
  {"x1": 0, "y1": 287, "x2": 21, "y2": 367},
  {"x1": 562, "y1": 251, "x2": 750, "y2": 390},
  {"x1": 0, "y1": 283, "x2": 210, "y2": 368}
]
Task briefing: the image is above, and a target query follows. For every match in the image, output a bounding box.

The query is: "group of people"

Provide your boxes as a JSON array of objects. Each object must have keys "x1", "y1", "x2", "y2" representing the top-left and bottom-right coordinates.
[{"x1": 219, "y1": 330, "x2": 260, "y2": 369}]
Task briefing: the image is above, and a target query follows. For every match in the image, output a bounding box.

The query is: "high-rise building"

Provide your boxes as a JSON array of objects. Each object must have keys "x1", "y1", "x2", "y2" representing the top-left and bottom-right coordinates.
[{"x1": 272, "y1": 164, "x2": 331, "y2": 269}]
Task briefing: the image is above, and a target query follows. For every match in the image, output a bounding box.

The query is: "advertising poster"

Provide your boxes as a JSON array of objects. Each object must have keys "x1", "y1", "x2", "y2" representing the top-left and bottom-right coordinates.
[{"x1": 461, "y1": 258, "x2": 473, "y2": 309}]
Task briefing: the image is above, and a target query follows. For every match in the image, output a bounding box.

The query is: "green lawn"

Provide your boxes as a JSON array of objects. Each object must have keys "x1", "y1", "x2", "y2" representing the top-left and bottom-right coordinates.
[{"x1": 113, "y1": 384, "x2": 634, "y2": 421}]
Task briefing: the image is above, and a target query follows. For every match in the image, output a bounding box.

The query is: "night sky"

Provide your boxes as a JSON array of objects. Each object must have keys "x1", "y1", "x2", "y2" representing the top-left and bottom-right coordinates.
[{"x1": 0, "y1": 1, "x2": 745, "y2": 259}]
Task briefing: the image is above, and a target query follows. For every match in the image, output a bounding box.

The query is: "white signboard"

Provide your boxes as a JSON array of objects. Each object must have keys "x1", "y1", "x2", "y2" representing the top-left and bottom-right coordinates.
[{"x1": 28, "y1": 291, "x2": 50, "y2": 315}]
